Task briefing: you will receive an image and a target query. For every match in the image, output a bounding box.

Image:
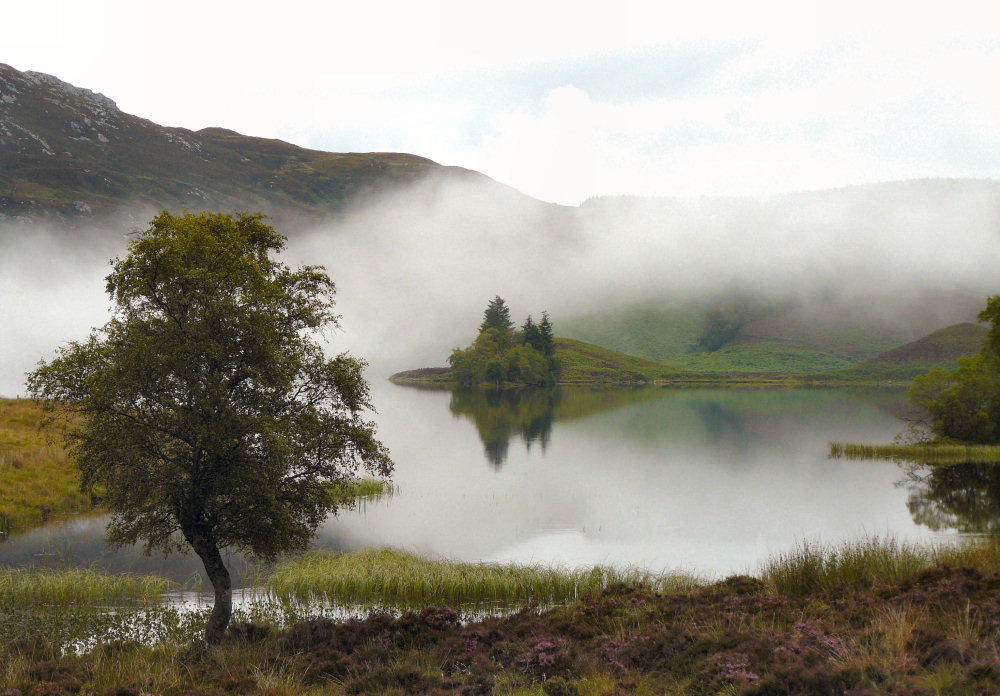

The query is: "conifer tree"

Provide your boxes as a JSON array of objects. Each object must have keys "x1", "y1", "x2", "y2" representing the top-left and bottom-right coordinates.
[
  {"x1": 480, "y1": 295, "x2": 514, "y2": 335},
  {"x1": 538, "y1": 311, "x2": 555, "y2": 357}
]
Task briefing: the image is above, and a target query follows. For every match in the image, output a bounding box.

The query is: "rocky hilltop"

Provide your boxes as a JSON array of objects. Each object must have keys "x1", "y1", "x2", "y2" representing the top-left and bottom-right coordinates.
[{"x1": 0, "y1": 64, "x2": 489, "y2": 226}]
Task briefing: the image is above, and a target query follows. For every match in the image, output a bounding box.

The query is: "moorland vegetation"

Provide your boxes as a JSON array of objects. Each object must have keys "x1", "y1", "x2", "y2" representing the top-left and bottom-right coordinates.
[{"x1": 6, "y1": 538, "x2": 1000, "y2": 694}]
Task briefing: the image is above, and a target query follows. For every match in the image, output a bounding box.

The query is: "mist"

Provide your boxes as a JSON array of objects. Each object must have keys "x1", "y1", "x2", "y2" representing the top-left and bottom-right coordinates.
[{"x1": 2, "y1": 176, "x2": 999, "y2": 397}]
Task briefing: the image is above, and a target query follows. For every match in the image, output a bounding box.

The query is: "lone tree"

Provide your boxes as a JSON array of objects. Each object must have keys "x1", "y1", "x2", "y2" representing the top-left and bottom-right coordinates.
[{"x1": 27, "y1": 211, "x2": 392, "y2": 645}]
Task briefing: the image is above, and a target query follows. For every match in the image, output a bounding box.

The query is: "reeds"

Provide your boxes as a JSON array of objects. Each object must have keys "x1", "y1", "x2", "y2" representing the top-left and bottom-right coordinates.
[
  {"x1": 760, "y1": 535, "x2": 1000, "y2": 595},
  {"x1": 330, "y1": 477, "x2": 394, "y2": 505},
  {"x1": 760, "y1": 536, "x2": 932, "y2": 594},
  {"x1": 265, "y1": 547, "x2": 698, "y2": 607},
  {"x1": 0, "y1": 567, "x2": 172, "y2": 607},
  {"x1": 829, "y1": 441, "x2": 1000, "y2": 463}
]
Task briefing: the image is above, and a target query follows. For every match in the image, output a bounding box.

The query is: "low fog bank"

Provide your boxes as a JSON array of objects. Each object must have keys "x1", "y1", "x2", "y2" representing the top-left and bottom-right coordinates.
[
  {"x1": 2, "y1": 176, "x2": 999, "y2": 396},
  {"x1": 292, "y1": 176, "x2": 1000, "y2": 374}
]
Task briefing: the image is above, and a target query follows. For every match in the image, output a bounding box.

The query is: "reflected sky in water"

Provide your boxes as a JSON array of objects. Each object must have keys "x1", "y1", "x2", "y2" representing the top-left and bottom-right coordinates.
[{"x1": 0, "y1": 383, "x2": 965, "y2": 581}]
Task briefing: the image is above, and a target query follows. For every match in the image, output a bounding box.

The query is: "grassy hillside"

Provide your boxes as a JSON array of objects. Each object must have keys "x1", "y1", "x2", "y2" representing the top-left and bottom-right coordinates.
[
  {"x1": 554, "y1": 337, "x2": 677, "y2": 383},
  {"x1": 0, "y1": 398, "x2": 93, "y2": 535},
  {"x1": 0, "y1": 64, "x2": 543, "y2": 226},
  {"x1": 559, "y1": 292, "x2": 980, "y2": 375},
  {"x1": 832, "y1": 322, "x2": 987, "y2": 380}
]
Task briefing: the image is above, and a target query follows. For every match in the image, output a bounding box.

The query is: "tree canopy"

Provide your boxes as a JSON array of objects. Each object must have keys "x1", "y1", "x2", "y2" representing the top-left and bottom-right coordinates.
[
  {"x1": 27, "y1": 211, "x2": 392, "y2": 644},
  {"x1": 450, "y1": 297, "x2": 560, "y2": 387},
  {"x1": 909, "y1": 296, "x2": 1000, "y2": 443}
]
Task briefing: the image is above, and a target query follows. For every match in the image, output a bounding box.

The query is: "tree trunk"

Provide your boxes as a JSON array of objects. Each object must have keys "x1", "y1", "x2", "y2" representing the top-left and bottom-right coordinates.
[{"x1": 190, "y1": 533, "x2": 232, "y2": 645}]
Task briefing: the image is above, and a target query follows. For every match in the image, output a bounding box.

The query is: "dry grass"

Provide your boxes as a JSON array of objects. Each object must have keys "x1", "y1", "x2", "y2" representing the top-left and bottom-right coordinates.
[{"x1": 0, "y1": 398, "x2": 94, "y2": 535}]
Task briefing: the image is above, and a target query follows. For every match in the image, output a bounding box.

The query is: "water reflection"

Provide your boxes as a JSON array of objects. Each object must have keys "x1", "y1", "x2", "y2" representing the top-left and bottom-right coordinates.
[
  {"x1": 448, "y1": 388, "x2": 558, "y2": 468},
  {"x1": 902, "y1": 462, "x2": 1000, "y2": 534},
  {"x1": 2, "y1": 384, "x2": 945, "y2": 578}
]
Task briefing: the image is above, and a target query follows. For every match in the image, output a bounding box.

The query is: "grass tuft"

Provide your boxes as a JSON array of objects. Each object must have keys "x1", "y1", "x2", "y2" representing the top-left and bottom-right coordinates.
[
  {"x1": 266, "y1": 547, "x2": 698, "y2": 608},
  {"x1": 0, "y1": 567, "x2": 172, "y2": 607}
]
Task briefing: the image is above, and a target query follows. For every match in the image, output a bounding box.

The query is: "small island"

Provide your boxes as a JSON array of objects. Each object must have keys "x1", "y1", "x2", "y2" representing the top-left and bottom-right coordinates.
[{"x1": 390, "y1": 296, "x2": 683, "y2": 387}]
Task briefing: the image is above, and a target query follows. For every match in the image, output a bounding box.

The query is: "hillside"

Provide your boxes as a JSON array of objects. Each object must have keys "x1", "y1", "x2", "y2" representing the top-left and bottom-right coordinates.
[
  {"x1": 559, "y1": 292, "x2": 982, "y2": 375},
  {"x1": 0, "y1": 64, "x2": 533, "y2": 227},
  {"x1": 832, "y1": 322, "x2": 987, "y2": 380}
]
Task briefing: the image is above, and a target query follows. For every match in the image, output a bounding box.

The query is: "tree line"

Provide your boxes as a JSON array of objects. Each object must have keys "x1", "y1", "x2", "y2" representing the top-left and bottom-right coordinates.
[{"x1": 449, "y1": 296, "x2": 561, "y2": 387}]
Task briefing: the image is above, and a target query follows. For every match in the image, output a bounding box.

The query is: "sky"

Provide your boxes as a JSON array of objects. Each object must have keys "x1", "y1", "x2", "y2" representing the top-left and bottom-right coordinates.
[{"x1": 5, "y1": 0, "x2": 1000, "y2": 205}]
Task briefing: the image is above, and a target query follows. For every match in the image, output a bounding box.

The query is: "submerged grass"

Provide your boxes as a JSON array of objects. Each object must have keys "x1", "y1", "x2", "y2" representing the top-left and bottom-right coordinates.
[
  {"x1": 829, "y1": 440, "x2": 1000, "y2": 463},
  {"x1": 266, "y1": 547, "x2": 699, "y2": 607}
]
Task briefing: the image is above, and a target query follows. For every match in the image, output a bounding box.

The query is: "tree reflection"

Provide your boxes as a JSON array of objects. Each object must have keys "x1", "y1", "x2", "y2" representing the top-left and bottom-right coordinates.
[
  {"x1": 903, "y1": 462, "x2": 1000, "y2": 534},
  {"x1": 449, "y1": 388, "x2": 559, "y2": 469}
]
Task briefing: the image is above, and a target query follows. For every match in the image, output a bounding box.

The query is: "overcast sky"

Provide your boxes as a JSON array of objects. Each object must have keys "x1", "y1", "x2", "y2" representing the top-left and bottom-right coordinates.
[{"x1": 6, "y1": 0, "x2": 1000, "y2": 205}]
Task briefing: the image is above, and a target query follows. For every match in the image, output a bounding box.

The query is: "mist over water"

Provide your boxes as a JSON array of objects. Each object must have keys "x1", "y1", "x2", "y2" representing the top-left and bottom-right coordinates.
[{"x1": 2, "y1": 176, "x2": 999, "y2": 395}]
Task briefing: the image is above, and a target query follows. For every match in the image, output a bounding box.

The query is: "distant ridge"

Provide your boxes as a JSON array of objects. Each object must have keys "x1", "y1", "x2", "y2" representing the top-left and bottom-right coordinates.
[{"x1": 0, "y1": 63, "x2": 514, "y2": 227}]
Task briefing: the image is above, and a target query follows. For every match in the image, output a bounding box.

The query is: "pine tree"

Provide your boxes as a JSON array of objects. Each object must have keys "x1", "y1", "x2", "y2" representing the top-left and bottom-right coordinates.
[
  {"x1": 522, "y1": 315, "x2": 544, "y2": 352},
  {"x1": 480, "y1": 295, "x2": 514, "y2": 335},
  {"x1": 538, "y1": 311, "x2": 555, "y2": 357}
]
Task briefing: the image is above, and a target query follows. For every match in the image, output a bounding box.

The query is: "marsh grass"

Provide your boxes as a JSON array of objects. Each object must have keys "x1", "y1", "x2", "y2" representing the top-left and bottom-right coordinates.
[
  {"x1": 829, "y1": 440, "x2": 1000, "y2": 463},
  {"x1": 330, "y1": 477, "x2": 394, "y2": 505},
  {"x1": 0, "y1": 567, "x2": 171, "y2": 607},
  {"x1": 760, "y1": 535, "x2": 1000, "y2": 595},
  {"x1": 265, "y1": 547, "x2": 699, "y2": 608}
]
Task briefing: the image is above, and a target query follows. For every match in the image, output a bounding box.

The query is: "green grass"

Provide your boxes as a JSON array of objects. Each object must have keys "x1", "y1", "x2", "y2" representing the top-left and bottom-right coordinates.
[
  {"x1": 265, "y1": 547, "x2": 698, "y2": 607},
  {"x1": 329, "y1": 477, "x2": 394, "y2": 505},
  {"x1": 829, "y1": 441, "x2": 1000, "y2": 463},
  {"x1": 554, "y1": 337, "x2": 678, "y2": 383},
  {"x1": 760, "y1": 535, "x2": 1000, "y2": 595},
  {"x1": 0, "y1": 398, "x2": 94, "y2": 535},
  {"x1": 0, "y1": 567, "x2": 171, "y2": 607}
]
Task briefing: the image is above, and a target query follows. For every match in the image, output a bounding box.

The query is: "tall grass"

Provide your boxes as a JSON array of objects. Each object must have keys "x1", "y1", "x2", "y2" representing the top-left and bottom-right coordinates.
[
  {"x1": 330, "y1": 477, "x2": 394, "y2": 505},
  {"x1": 266, "y1": 547, "x2": 698, "y2": 607},
  {"x1": 829, "y1": 441, "x2": 1000, "y2": 463},
  {"x1": 760, "y1": 535, "x2": 1000, "y2": 595},
  {"x1": 0, "y1": 568, "x2": 172, "y2": 607}
]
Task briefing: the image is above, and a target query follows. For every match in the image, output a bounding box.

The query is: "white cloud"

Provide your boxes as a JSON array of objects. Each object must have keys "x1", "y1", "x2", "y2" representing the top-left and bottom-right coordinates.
[{"x1": 4, "y1": 0, "x2": 1000, "y2": 202}]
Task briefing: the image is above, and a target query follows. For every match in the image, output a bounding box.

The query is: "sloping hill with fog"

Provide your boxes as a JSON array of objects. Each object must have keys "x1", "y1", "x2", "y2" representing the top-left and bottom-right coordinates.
[{"x1": 0, "y1": 63, "x2": 552, "y2": 228}]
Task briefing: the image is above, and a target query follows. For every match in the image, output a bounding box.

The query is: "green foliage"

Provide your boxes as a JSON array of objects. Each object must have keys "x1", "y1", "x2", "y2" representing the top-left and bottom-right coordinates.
[
  {"x1": 450, "y1": 297, "x2": 561, "y2": 387},
  {"x1": 908, "y1": 298, "x2": 1000, "y2": 443},
  {"x1": 26, "y1": 211, "x2": 392, "y2": 643}
]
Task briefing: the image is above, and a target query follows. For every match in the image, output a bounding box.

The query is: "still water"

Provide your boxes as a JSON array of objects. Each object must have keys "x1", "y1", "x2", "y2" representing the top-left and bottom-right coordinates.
[{"x1": 0, "y1": 383, "x2": 978, "y2": 583}]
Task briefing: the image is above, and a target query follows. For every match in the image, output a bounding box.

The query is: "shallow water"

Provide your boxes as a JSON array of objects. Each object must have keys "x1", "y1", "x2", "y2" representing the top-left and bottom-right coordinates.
[{"x1": 0, "y1": 383, "x2": 975, "y2": 583}]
